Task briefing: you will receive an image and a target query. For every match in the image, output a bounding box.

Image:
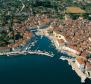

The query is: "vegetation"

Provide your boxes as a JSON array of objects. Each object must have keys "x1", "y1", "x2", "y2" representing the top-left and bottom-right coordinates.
[
  {"x1": 0, "y1": 0, "x2": 91, "y2": 47},
  {"x1": 87, "y1": 54, "x2": 91, "y2": 59},
  {"x1": 68, "y1": 13, "x2": 91, "y2": 20}
]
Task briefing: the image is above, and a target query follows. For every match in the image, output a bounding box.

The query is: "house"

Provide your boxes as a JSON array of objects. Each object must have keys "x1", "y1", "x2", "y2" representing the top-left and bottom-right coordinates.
[{"x1": 75, "y1": 57, "x2": 87, "y2": 72}]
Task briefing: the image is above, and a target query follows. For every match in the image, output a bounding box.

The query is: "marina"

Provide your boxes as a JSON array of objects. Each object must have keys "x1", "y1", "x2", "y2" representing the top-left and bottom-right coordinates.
[{"x1": 0, "y1": 35, "x2": 91, "y2": 84}]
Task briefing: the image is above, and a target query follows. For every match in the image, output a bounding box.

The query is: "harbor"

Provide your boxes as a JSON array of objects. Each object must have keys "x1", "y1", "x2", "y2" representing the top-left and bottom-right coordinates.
[
  {"x1": 0, "y1": 0, "x2": 91, "y2": 84},
  {"x1": 0, "y1": 33, "x2": 91, "y2": 84},
  {"x1": 0, "y1": 13, "x2": 91, "y2": 83}
]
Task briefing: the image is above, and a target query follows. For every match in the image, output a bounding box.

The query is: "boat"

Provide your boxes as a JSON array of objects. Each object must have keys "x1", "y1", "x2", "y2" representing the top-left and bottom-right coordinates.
[{"x1": 59, "y1": 56, "x2": 67, "y2": 60}]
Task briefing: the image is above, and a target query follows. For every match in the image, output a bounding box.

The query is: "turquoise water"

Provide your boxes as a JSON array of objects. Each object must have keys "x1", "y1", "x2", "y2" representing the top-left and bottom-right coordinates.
[{"x1": 0, "y1": 36, "x2": 91, "y2": 84}]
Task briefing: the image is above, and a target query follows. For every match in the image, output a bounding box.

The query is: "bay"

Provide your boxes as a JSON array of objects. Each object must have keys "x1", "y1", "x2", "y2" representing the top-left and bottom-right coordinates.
[{"x1": 0, "y1": 36, "x2": 91, "y2": 84}]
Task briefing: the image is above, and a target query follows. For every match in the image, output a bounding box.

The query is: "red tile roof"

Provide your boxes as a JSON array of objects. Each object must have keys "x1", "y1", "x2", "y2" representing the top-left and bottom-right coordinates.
[{"x1": 76, "y1": 57, "x2": 87, "y2": 65}]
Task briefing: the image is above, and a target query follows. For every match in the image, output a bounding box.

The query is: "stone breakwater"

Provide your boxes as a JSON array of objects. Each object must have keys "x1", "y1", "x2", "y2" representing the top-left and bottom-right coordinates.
[{"x1": 0, "y1": 50, "x2": 54, "y2": 57}]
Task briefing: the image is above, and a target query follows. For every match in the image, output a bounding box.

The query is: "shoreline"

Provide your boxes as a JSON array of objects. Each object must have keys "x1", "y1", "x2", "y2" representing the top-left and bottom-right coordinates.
[
  {"x1": 35, "y1": 28, "x2": 91, "y2": 83},
  {"x1": 0, "y1": 26, "x2": 90, "y2": 83},
  {"x1": 35, "y1": 28, "x2": 78, "y2": 57},
  {"x1": 59, "y1": 57, "x2": 87, "y2": 83},
  {"x1": 47, "y1": 33, "x2": 89, "y2": 83}
]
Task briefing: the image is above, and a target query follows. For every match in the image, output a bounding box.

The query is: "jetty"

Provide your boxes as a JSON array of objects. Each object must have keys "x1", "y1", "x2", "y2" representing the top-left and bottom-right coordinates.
[{"x1": 0, "y1": 50, "x2": 54, "y2": 57}]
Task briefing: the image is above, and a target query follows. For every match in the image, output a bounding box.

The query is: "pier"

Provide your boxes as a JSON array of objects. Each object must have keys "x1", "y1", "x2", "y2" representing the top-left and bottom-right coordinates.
[{"x1": 0, "y1": 50, "x2": 54, "y2": 57}]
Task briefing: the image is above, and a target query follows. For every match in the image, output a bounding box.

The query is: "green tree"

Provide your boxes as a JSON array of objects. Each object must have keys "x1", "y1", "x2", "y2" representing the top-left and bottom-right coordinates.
[{"x1": 87, "y1": 54, "x2": 91, "y2": 59}]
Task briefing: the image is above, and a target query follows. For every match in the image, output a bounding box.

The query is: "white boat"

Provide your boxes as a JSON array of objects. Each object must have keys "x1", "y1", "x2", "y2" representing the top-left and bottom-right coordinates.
[
  {"x1": 40, "y1": 35, "x2": 43, "y2": 39},
  {"x1": 7, "y1": 54, "x2": 10, "y2": 56},
  {"x1": 59, "y1": 56, "x2": 67, "y2": 60}
]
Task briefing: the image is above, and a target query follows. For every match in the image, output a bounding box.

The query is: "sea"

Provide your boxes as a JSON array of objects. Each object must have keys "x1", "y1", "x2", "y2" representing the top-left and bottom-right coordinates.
[{"x1": 0, "y1": 36, "x2": 91, "y2": 84}]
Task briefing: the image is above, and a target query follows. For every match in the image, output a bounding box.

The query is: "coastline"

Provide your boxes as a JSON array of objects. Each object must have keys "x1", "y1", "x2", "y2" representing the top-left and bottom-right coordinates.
[
  {"x1": 59, "y1": 57, "x2": 87, "y2": 83},
  {"x1": 35, "y1": 28, "x2": 78, "y2": 57},
  {"x1": 47, "y1": 33, "x2": 90, "y2": 83},
  {"x1": 35, "y1": 28, "x2": 91, "y2": 83},
  {"x1": 48, "y1": 34, "x2": 91, "y2": 83},
  {"x1": 0, "y1": 24, "x2": 90, "y2": 83}
]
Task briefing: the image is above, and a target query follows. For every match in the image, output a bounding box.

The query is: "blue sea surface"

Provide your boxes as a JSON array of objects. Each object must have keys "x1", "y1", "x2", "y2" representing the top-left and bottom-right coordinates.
[{"x1": 0, "y1": 36, "x2": 91, "y2": 84}]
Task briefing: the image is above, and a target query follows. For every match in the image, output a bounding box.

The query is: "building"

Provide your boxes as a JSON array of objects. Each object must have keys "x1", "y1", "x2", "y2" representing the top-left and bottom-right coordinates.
[{"x1": 75, "y1": 57, "x2": 87, "y2": 72}]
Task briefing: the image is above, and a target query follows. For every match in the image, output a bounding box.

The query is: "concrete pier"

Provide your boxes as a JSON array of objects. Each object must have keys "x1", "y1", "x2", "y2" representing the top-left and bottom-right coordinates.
[{"x1": 0, "y1": 50, "x2": 54, "y2": 57}]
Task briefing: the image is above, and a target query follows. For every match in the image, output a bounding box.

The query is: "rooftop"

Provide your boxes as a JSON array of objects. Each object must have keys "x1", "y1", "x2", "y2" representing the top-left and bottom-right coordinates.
[
  {"x1": 76, "y1": 57, "x2": 87, "y2": 65},
  {"x1": 51, "y1": 16, "x2": 91, "y2": 56}
]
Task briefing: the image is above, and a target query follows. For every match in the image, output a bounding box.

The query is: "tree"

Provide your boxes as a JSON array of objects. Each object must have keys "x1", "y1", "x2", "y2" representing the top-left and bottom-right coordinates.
[{"x1": 87, "y1": 54, "x2": 91, "y2": 59}]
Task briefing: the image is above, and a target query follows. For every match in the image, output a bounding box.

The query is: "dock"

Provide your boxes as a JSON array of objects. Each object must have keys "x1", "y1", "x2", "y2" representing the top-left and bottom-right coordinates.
[{"x1": 0, "y1": 50, "x2": 54, "y2": 57}]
